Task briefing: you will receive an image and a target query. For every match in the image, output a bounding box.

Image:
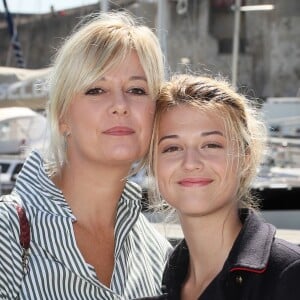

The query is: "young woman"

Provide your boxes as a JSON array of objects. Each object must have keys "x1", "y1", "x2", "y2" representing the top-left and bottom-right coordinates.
[
  {"x1": 145, "y1": 74, "x2": 300, "y2": 299},
  {"x1": 0, "y1": 12, "x2": 171, "y2": 299}
]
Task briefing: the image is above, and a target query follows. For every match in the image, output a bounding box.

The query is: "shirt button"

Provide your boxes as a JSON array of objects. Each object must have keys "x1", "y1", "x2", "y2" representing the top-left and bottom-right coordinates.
[{"x1": 235, "y1": 275, "x2": 243, "y2": 285}]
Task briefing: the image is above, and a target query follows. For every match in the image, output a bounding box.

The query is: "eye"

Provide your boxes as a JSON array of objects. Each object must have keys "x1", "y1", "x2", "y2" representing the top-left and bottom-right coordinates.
[
  {"x1": 203, "y1": 143, "x2": 223, "y2": 149},
  {"x1": 85, "y1": 87, "x2": 105, "y2": 95},
  {"x1": 127, "y1": 87, "x2": 148, "y2": 95},
  {"x1": 161, "y1": 145, "x2": 182, "y2": 153}
]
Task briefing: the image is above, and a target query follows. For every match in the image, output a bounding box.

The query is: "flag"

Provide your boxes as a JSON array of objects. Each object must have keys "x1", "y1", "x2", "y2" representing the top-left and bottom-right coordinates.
[{"x1": 3, "y1": 0, "x2": 26, "y2": 68}]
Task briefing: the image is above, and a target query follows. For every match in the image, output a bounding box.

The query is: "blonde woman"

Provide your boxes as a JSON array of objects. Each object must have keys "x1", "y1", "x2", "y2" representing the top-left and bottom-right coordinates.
[
  {"x1": 143, "y1": 74, "x2": 300, "y2": 300},
  {"x1": 0, "y1": 12, "x2": 171, "y2": 299}
]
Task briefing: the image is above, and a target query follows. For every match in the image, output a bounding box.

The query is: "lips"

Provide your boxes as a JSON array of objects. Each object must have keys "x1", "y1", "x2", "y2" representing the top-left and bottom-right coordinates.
[
  {"x1": 103, "y1": 126, "x2": 135, "y2": 136},
  {"x1": 178, "y1": 178, "x2": 213, "y2": 187}
]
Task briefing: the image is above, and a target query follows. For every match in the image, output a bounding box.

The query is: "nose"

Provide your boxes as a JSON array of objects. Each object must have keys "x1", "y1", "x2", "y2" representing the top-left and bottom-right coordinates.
[
  {"x1": 110, "y1": 91, "x2": 129, "y2": 116},
  {"x1": 182, "y1": 148, "x2": 204, "y2": 171}
]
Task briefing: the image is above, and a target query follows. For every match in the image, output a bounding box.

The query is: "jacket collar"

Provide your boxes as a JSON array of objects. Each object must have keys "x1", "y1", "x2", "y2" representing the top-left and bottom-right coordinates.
[
  {"x1": 227, "y1": 209, "x2": 276, "y2": 273},
  {"x1": 162, "y1": 209, "x2": 276, "y2": 292}
]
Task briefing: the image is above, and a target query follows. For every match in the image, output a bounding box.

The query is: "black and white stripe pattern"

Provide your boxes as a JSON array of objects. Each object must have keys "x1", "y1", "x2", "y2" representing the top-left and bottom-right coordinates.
[{"x1": 0, "y1": 151, "x2": 172, "y2": 299}]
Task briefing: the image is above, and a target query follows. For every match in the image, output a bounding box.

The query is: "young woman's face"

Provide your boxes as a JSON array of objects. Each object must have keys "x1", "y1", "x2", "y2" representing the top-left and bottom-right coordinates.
[
  {"x1": 156, "y1": 105, "x2": 240, "y2": 218},
  {"x1": 61, "y1": 51, "x2": 155, "y2": 168}
]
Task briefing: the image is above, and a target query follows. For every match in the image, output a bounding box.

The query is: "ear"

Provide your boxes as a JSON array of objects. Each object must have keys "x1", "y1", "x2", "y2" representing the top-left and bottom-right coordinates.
[
  {"x1": 59, "y1": 113, "x2": 70, "y2": 135},
  {"x1": 59, "y1": 122, "x2": 69, "y2": 135}
]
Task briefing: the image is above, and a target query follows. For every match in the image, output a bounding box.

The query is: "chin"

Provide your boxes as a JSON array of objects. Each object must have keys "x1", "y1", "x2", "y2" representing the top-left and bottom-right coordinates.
[
  {"x1": 179, "y1": 209, "x2": 209, "y2": 218},
  {"x1": 175, "y1": 201, "x2": 215, "y2": 217},
  {"x1": 111, "y1": 152, "x2": 141, "y2": 163}
]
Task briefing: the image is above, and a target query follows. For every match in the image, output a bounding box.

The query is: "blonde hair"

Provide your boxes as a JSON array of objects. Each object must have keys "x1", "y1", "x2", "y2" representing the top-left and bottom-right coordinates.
[
  {"x1": 46, "y1": 11, "x2": 164, "y2": 172},
  {"x1": 147, "y1": 74, "x2": 267, "y2": 209}
]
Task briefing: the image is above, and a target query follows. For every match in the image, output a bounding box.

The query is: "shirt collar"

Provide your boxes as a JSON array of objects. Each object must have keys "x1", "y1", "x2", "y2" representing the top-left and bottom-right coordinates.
[
  {"x1": 114, "y1": 180, "x2": 142, "y2": 256},
  {"x1": 15, "y1": 150, "x2": 142, "y2": 224},
  {"x1": 15, "y1": 150, "x2": 73, "y2": 218}
]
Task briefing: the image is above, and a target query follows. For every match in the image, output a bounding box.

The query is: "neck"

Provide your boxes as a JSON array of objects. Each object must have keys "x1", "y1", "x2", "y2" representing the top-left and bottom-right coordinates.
[
  {"x1": 53, "y1": 158, "x2": 131, "y2": 229},
  {"x1": 180, "y1": 207, "x2": 242, "y2": 284}
]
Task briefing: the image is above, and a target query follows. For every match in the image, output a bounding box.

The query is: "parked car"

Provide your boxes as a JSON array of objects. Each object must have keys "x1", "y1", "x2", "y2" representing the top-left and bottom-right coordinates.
[{"x1": 0, "y1": 155, "x2": 24, "y2": 195}]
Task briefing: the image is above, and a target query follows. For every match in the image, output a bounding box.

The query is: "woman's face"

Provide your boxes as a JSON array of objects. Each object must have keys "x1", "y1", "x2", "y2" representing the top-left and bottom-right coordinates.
[
  {"x1": 156, "y1": 105, "x2": 240, "y2": 218},
  {"x1": 61, "y1": 51, "x2": 155, "y2": 168}
]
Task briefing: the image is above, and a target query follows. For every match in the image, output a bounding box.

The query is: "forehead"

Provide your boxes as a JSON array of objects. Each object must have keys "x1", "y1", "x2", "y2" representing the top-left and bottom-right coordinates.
[
  {"x1": 104, "y1": 52, "x2": 145, "y2": 78},
  {"x1": 158, "y1": 105, "x2": 226, "y2": 135}
]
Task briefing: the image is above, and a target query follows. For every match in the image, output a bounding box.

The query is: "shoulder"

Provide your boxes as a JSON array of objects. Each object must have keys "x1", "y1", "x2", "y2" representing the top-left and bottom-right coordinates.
[
  {"x1": 0, "y1": 193, "x2": 20, "y2": 227},
  {"x1": 269, "y1": 237, "x2": 300, "y2": 275},
  {"x1": 270, "y1": 237, "x2": 300, "y2": 266},
  {"x1": 136, "y1": 213, "x2": 166, "y2": 240},
  {"x1": 0, "y1": 194, "x2": 25, "y2": 298},
  {"x1": 269, "y1": 238, "x2": 300, "y2": 299},
  {"x1": 0, "y1": 193, "x2": 23, "y2": 243},
  {"x1": 135, "y1": 214, "x2": 173, "y2": 256},
  {"x1": 0, "y1": 193, "x2": 23, "y2": 259},
  {"x1": 264, "y1": 234, "x2": 300, "y2": 279}
]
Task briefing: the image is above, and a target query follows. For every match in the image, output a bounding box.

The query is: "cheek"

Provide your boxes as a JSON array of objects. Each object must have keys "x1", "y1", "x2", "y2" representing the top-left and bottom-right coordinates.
[
  {"x1": 139, "y1": 107, "x2": 155, "y2": 137},
  {"x1": 213, "y1": 154, "x2": 237, "y2": 175},
  {"x1": 217, "y1": 158, "x2": 240, "y2": 195},
  {"x1": 144, "y1": 104, "x2": 155, "y2": 123},
  {"x1": 71, "y1": 117, "x2": 92, "y2": 135}
]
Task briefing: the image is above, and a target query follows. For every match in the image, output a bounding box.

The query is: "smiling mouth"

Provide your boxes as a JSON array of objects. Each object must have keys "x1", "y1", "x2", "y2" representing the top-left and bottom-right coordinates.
[
  {"x1": 103, "y1": 126, "x2": 135, "y2": 136},
  {"x1": 178, "y1": 178, "x2": 213, "y2": 187}
]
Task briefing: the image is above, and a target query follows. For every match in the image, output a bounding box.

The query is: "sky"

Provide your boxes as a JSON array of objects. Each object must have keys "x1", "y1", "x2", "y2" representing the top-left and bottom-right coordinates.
[{"x1": 0, "y1": 0, "x2": 98, "y2": 14}]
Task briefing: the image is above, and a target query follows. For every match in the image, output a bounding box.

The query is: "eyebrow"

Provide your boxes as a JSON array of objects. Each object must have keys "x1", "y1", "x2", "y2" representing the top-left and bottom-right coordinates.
[
  {"x1": 129, "y1": 76, "x2": 148, "y2": 82},
  {"x1": 99, "y1": 75, "x2": 147, "y2": 82},
  {"x1": 158, "y1": 131, "x2": 224, "y2": 144},
  {"x1": 202, "y1": 130, "x2": 224, "y2": 137}
]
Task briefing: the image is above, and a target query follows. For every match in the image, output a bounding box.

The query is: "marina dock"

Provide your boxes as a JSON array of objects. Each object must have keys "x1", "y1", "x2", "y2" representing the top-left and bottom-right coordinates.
[{"x1": 151, "y1": 222, "x2": 300, "y2": 246}]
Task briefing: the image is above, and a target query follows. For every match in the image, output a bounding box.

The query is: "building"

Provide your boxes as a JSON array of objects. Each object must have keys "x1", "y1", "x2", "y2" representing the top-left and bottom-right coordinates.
[{"x1": 0, "y1": 0, "x2": 299, "y2": 99}]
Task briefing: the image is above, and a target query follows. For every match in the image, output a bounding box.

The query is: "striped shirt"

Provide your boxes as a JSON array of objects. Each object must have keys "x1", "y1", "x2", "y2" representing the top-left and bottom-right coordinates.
[{"x1": 0, "y1": 151, "x2": 172, "y2": 300}]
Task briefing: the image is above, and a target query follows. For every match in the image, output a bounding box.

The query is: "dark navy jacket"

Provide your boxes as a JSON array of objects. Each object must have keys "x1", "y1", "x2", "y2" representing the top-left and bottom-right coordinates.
[{"x1": 139, "y1": 209, "x2": 300, "y2": 300}]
